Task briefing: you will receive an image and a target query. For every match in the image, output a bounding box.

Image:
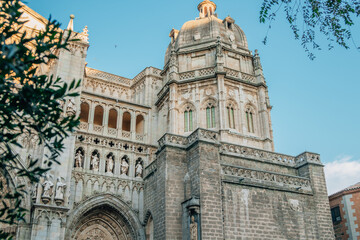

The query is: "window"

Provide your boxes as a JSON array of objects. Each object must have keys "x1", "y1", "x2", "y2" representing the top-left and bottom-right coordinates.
[
  {"x1": 80, "y1": 102, "x2": 89, "y2": 122},
  {"x1": 245, "y1": 107, "x2": 255, "y2": 133},
  {"x1": 331, "y1": 206, "x2": 341, "y2": 224},
  {"x1": 94, "y1": 105, "x2": 104, "y2": 126},
  {"x1": 184, "y1": 107, "x2": 193, "y2": 132},
  {"x1": 122, "y1": 112, "x2": 131, "y2": 132},
  {"x1": 227, "y1": 106, "x2": 235, "y2": 129},
  {"x1": 108, "y1": 108, "x2": 118, "y2": 129},
  {"x1": 136, "y1": 115, "x2": 145, "y2": 134},
  {"x1": 206, "y1": 104, "x2": 215, "y2": 128}
]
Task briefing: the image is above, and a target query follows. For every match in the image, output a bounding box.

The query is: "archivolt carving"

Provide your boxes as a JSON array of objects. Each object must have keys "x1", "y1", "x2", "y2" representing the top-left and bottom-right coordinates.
[{"x1": 66, "y1": 194, "x2": 144, "y2": 240}]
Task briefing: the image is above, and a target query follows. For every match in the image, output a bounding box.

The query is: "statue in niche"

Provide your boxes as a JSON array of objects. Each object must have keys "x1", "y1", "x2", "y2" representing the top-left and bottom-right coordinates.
[
  {"x1": 106, "y1": 155, "x2": 114, "y2": 173},
  {"x1": 74, "y1": 150, "x2": 83, "y2": 168},
  {"x1": 54, "y1": 177, "x2": 66, "y2": 200},
  {"x1": 135, "y1": 160, "x2": 143, "y2": 178},
  {"x1": 31, "y1": 183, "x2": 38, "y2": 200},
  {"x1": 91, "y1": 153, "x2": 99, "y2": 172},
  {"x1": 66, "y1": 98, "x2": 76, "y2": 115},
  {"x1": 42, "y1": 174, "x2": 54, "y2": 199},
  {"x1": 120, "y1": 158, "x2": 129, "y2": 176},
  {"x1": 190, "y1": 215, "x2": 198, "y2": 240}
]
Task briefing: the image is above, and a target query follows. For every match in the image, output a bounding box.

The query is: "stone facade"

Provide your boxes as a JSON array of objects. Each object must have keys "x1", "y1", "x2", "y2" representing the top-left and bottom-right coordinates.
[
  {"x1": 329, "y1": 182, "x2": 360, "y2": 240},
  {"x1": 3, "y1": 1, "x2": 335, "y2": 239}
]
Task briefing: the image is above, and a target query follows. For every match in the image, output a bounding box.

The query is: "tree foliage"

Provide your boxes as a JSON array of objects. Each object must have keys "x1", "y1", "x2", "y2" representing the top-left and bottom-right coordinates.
[
  {"x1": 260, "y1": 0, "x2": 360, "y2": 59},
  {"x1": 0, "y1": 0, "x2": 80, "y2": 238}
]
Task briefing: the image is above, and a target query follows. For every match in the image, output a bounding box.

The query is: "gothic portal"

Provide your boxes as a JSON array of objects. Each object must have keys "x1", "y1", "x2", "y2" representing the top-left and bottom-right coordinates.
[{"x1": 7, "y1": 1, "x2": 335, "y2": 239}]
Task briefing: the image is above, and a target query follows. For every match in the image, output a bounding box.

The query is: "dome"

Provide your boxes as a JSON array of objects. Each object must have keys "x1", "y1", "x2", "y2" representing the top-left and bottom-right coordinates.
[{"x1": 164, "y1": 2, "x2": 249, "y2": 65}]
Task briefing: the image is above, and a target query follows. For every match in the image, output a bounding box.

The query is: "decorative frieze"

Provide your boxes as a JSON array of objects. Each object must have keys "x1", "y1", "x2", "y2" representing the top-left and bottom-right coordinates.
[
  {"x1": 158, "y1": 128, "x2": 219, "y2": 150},
  {"x1": 221, "y1": 164, "x2": 312, "y2": 193},
  {"x1": 220, "y1": 142, "x2": 296, "y2": 166},
  {"x1": 75, "y1": 133, "x2": 152, "y2": 155},
  {"x1": 86, "y1": 67, "x2": 131, "y2": 86}
]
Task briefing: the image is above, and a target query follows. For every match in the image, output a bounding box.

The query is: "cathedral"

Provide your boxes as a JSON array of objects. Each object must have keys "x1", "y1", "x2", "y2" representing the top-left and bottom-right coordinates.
[{"x1": 4, "y1": 1, "x2": 335, "y2": 239}]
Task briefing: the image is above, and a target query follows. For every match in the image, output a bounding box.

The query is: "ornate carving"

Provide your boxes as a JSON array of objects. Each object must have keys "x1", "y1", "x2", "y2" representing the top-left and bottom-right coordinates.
[
  {"x1": 54, "y1": 177, "x2": 66, "y2": 205},
  {"x1": 135, "y1": 159, "x2": 143, "y2": 178},
  {"x1": 42, "y1": 174, "x2": 54, "y2": 204},
  {"x1": 179, "y1": 71, "x2": 195, "y2": 80},
  {"x1": 221, "y1": 143, "x2": 296, "y2": 166},
  {"x1": 91, "y1": 152, "x2": 100, "y2": 172},
  {"x1": 221, "y1": 165, "x2": 311, "y2": 189},
  {"x1": 66, "y1": 98, "x2": 76, "y2": 115},
  {"x1": 190, "y1": 215, "x2": 198, "y2": 240}
]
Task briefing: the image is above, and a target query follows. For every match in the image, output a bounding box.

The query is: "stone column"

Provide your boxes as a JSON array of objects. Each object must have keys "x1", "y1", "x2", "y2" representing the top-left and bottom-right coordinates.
[
  {"x1": 103, "y1": 104, "x2": 109, "y2": 136},
  {"x1": 131, "y1": 111, "x2": 136, "y2": 140},
  {"x1": 168, "y1": 83, "x2": 177, "y2": 133},
  {"x1": 217, "y1": 74, "x2": 226, "y2": 129},
  {"x1": 258, "y1": 86, "x2": 272, "y2": 150},
  {"x1": 89, "y1": 101, "x2": 95, "y2": 132},
  {"x1": 117, "y1": 107, "x2": 123, "y2": 138}
]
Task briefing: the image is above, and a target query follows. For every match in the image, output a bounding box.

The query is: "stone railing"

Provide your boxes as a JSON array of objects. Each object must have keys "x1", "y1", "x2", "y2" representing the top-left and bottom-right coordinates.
[
  {"x1": 136, "y1": 134, "x2": 145, "y2": 141},
  {"x1": 158, "y1": 128, "x2": 219, "y2": 150},
  {"x1": 198, "y1": 67, "x2": 216, "y2": 77},
  {"x1": 108, "y1": 128, "x2": 117, "y2": 136},
  {"x1": 79, "y1": 122, "x2": 88, "y2": 131},
  {"x1": 221, "y1": 164, "x2": 312, "y2": 193},
  {"x1": 220, "y1": 143, "x2": 296, "y2": 166},
  {"x1": 122, "y1": 131, "x2": 131, "y2": 139},
  {"x1": 179, "y1": 71, "x2": 195, "y2": 80},
  {"x1": 93, "y1": 125, "x2": 103, "y2": 134},
  {"x1": 241, "y1": 72, "x2": 256, "y2": 83},
  {"x1": 224, "y1": 67, "x2": 240, "y2": 78}
]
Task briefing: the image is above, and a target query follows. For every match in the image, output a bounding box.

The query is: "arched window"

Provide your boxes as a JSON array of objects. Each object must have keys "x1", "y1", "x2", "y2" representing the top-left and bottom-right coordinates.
[
  {"x1": 227, "y1": 105, "x2": 235, "y2": 129},
  {"x1": 108, "y1": 108, "x2": 118, "y2": 129},
  {"x1": 245, "y1": 107, "x2": 255, "y2": 133},
  {"x1": 136, "y1": 115, "x2": 145, "y2": 134},
  {"x1": 80, "y1": 102, "x2": 89, "y2": 122},
  {"x1": 184, "y1": 106, "x2": 193, "y2": 132},
  {"x1": 94, "y1": 105, "x2": 104, "y2": 126},
  {"x1": 206, "y1": 103, "x2": 216, "y2": 128},
  {"x1": 122, "y1": 112, "x2": 131, "y2": 132},
  {"x1": 146, "y1": 215, "x2": 154, "y2": 240}
]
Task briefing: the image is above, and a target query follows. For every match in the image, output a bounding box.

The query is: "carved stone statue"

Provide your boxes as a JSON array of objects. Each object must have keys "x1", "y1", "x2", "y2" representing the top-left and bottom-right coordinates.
[
  {"x1": 135, "y1": 161, "x2": 143, "y2": 178},
  {"x1": 54, "y1": 177, "x2": 66, "y2": 200},
  {"x1": 106, "y1": 155, "x2": 114, "y2": 173},
  {"x1": 66, "y1": 98, "x2": 76, "y2": 115},
  {"x1": 42, "y1": 174, "x2": 54, "y2": 200},
  {"x1": 74, "y1": 150, "x2": 83, "y2": 168},
  {"x1": 120, "y1": 159, "x2": 129, "y2": 176},
  {"x1": 190, "y1": 216, "x2": 198, "y2": 240},
  {"x1": 31, "y1": 183, "x2": 38, "y2": 200},
  {"x1": 91, "y1": 154, "x2": 99, "y2": 172}
]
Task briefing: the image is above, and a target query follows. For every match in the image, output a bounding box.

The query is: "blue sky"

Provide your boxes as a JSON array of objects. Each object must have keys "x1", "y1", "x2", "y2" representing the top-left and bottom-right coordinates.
[{"x1": 27, "y1": 0, "x2": 360, "y2": 194}]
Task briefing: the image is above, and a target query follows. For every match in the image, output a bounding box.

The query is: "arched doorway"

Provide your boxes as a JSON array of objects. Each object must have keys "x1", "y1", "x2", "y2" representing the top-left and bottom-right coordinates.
[
  {"x1": 66, "y1": 194, "x2": 144, "y2": 240},
  {"x1": 73, "y1": 205, "x2": 132, "y2": 240}
]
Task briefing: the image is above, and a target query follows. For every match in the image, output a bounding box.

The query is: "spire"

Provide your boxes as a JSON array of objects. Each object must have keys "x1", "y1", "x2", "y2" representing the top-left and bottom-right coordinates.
[
  {"x1": 67, "y1": 14, "x2": 75, "y2": 31},
  {"x1": 198, "y1": 0, "x2": 217, "y2": 18}
]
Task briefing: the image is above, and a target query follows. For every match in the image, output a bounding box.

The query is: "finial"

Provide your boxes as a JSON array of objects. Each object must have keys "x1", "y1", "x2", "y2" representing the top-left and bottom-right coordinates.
[
  {"x1": 67, "y1": 14, "x2": 75, "y2": 31},
  {"x1": 198, "y1": 0, "x2": 217, "y2": 19}
]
